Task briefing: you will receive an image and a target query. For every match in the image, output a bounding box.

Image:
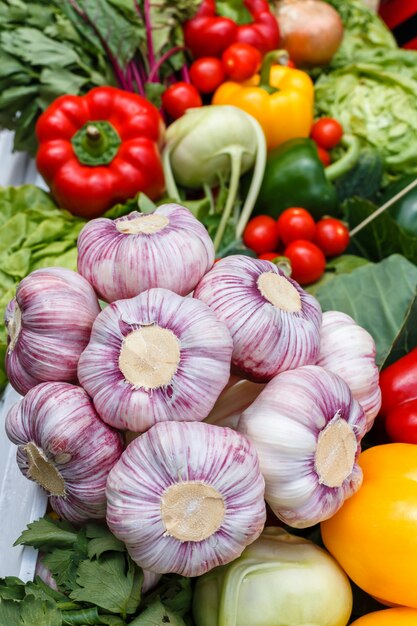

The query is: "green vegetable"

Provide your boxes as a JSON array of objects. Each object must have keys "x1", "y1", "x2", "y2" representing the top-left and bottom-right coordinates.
[
  {"x1": 162, "y1": 105, "x2": 267, "y2": 251},
  {"x1": 380, "y1": 175, "x2": 417, "y2": 237},
  {"x1": 334, "y1": 148, "x2": 384, "y2": 203},
  {"x1": 305, "y1": 254, "x2": 371, "y2": 296},
  {"x1": 323, "y1": 0, "x2": 397, "y2": 69},
  {"x1": 314, "y1": 254, "x2": 417, "y2": 367},
  {"x1": 315, "y1": 63, "x2": 417, "y2": 182},
  {"x1": 252, "y1": 137, "x2": 339, "y2": 220},
  {"x1": 2, "y1": 516, "x2": 191, "y2": 626},
  {"x1": 345, "y1": 195, "x2": 417, "y2": 266},
  {"x1": 192, "y1": 526, "x2": 353, "y2": 626}
]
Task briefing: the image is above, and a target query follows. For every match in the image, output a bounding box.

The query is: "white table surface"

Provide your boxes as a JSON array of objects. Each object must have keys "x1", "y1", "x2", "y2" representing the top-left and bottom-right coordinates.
[{"x1": 0, "y1": 131, "x2": 48, "y2": 580}]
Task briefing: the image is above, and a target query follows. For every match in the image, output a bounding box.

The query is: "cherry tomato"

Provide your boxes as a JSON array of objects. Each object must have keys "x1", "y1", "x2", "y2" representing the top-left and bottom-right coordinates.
[
  {"x1": 284, "y1": 240, "x2": 326, "y2": 285},
  {"x1": 161, "y1": 82, "x2": 202, "y2": 120},
  {"x1": 316, "y1": 145, "x2": 331, "y2": 167},
  {"x1": 310, "y1": 117, "x2": 344, "y2": 150},
  {"x1": 276, "y1": 207, "x2": 316, "y2": 246},
  {"x1": 314, "y1": 217, "x2": 350, "y2": 257},
  {"x1": 385, "y1": 398, "x2": 417, "y2": 445},
  {"x1": 189, "y1": 57, "x2": 225, "y2": 94},
  {"x1": 243, "y1": 215, "x2": 280, "y2": 254},
  {"x1": 258, "y1": 251, "x2": 281, "y2": 261},
  {"x1": 222, "y1": 43, "x2": 262, "y2": 81}
]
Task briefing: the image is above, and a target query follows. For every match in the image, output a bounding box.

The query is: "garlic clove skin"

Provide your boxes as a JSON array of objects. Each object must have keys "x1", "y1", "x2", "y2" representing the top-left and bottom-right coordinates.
[
  {"x1": 315, "y1": 311, "x2": 381, "y2": 431},
  {"x1": 193, "y1": 255, "x2": 322, "y2": 382},
  {"x1": 5, "y1": 267, "x2": 101, "y2": 396},
  {"x1": 77, "y1": 204, "x2": 215, "y2": 303},
  {"x1": 238, "y1": 365, "x2": 367, "y2": 529},
  {"x1": 106, "y1": 421, "x2": 266, "y2": 577},
  {"x1": 78, "y1": 287, "x2": 233, "y2": 432},
  {"x1": 5, "y1": 382, "x2": 124, "y2": 523}
]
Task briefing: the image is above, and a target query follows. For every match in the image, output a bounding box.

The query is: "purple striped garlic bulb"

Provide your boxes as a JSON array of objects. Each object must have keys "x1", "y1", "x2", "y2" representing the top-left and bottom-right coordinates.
[
  {"x1": 106, "y1": 421, "x2": 266, "y2": 577},
  {"x1": 77, "y1": 204, "x2": 215, "y2": 303},
  {"x1": 193, "y1": 255, "x2": 322, "y2": 382},
  {"x1": 238, "y1": 365, "x2": 367, "y2": 528},
  {"x1": 78, "y1": 288, "x2": 233, "y2": 432},
  {"x1": 315, "y1": 311, "x2": 381, "y2": 432},
  {"x1": 5, "y1": 382, "x2": 123, "y2": 523},
  {"x1": 5, "y1": 267, "x2": 100, "y2": 396}
]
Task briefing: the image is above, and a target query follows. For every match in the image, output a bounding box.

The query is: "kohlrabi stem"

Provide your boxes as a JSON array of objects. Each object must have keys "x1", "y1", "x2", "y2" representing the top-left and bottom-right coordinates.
[
  {"x1": 162, "y1": 145, "x2": 182, "y2": 201},
  {"x1": 147, "y1": 46, "x2": 186, "y2": 83},
  {"x1": 349, "y1": 177, "x2": 417, "y2": 237},
  {"x1": 218, "y1": 561, "x2": 283, "y2": 626},
  {"x1": 325, "y1": 134, "x2": 361, "y2": 182},
  {"x1": 235, "y1": 115, "x2": 267, "y2": 238},
  {"x1": 213, "y1": 148, "x2": 244, "y2": 252},
  {"x1": 204, "y1": 184, "x2": 215, "y2": 214}
]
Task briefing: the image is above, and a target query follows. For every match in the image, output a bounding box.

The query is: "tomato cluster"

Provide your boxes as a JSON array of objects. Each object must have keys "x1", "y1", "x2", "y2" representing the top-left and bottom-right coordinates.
[
  {"x1": 243, "y1": 208, "x2": 350, "y2": 286},
  {"x1": 310, "y1": 117, "x2": 344, "y2": 168}
]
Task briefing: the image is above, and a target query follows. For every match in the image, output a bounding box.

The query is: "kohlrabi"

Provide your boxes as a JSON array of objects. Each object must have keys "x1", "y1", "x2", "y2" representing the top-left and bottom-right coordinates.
[
  {"x1": 162, "y1": 105, "x2": 267, "y2": 251},
  {"x1": 192, "y1": 527, "x2": 353, "y2": 626}
]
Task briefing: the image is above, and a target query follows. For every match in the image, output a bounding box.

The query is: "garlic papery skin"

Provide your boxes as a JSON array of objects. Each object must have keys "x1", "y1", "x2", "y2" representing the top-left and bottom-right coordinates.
[
  {"x1": 205, "y1": 379, "x2": 266, "y2": 429},
  {"x1": 106, "y1": 421, "x2": 266, "y2": 577},
  {"x1": 315, "y1": 311, "x2": 381, "y2": 432},
  {"x1": 5, "y1": 267, "x2": 101, "y2": 396},
  {"x1": 5, "y1": 382, "x2": 123, "y2": 523},
  {"x1": 77, "y1": 204, "x2": 215, "y2": 303},
  {"x1": 238, "y1": 365, "x2": 367, "y2": 528},
  {"x1": 193, "y1": 255, "x2": 322, "y2": 382},
  {"x1": 78, "y1": 287, "x2": 233, "y2": 432}
]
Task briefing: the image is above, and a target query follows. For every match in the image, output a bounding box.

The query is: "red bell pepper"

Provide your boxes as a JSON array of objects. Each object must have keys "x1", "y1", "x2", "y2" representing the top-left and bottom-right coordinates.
[
  {"x1": 36, "y1": 86, "x2": 165, "y2": 219},
  {"x1": 379, "y1": 347, "x2": 417, "y2": 443},
  {"x1": 183, "y1": 0, "x2": 280, "y2": 58}
]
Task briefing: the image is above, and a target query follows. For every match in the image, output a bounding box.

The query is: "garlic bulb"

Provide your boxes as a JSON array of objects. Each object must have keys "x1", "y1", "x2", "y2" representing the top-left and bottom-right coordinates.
[
  {"x1": 5, "y1": 382, "x2": 123, "y2": 523},
  {"x1": 78, "y1": 288, "x2": 233, "y2": 432},
  {"x1": 106, "y1": 421, "x2": 266, "y2": 577},
  {"x1": 238, "y1": 365, "x2": 367, "y2": 528},
  {"x1": 77, "y1": 204, "x2": 215, "y2": 303},
  {"x1": 316, "y1": 311, "x2": 381, "y2": 431},
  {"x1": 194, "y1": 255, "x2": 322, "y2": 382},
  {"x1": 5, "y1": 267, "x2": 100, "y2": 396}
]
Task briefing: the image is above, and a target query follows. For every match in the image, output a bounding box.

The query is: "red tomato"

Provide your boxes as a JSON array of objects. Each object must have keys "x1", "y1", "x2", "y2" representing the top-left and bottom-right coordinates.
[
  {"x1": 258, "y1": 251, "x2": 281, "y2": 261},
  {"x1": 284, "y1": 240, "x2": 326, "y2": 285},
  {"x1": 277, "y1": 207, "x2": 316, "y2": 246},
  {"x1": 314, "y1": 217, "x2": 350, "y2": 257},
  {"x1": 189, "y1": 57, "x2": 225, "y2": 94},
  {"x1": 316, "y1": 145, "x2": 331, "y2": 167},
  {"x1": 385, "y1": 398, "x2": 417, "y2": 445},
  {"x1": 310, "y1": 117, "x2": 344, "y2": 150},
  {"x1": 222, "y1": 43, "x2": 262, "y2": 81},
  {"x1": 161, "y1": 82, "x2": 202, "y2": 120},
  {"x1": 243, "y1": 215, "x2": 280, "y2": 254}
]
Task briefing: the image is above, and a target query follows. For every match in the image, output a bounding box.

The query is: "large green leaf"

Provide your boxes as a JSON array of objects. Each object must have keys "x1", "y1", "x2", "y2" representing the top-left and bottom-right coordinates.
[{"x1": 315, "y1": 254, "x2": 417, "y2": 367}]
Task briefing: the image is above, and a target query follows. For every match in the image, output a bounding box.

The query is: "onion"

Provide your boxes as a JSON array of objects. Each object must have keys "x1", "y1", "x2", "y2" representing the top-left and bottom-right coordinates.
[{"x1": 272, "y1": 0, "x2": 344, "y2": 67}]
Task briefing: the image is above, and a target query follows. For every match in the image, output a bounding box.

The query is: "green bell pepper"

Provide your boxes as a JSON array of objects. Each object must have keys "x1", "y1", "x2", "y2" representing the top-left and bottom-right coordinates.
[{"x1": 253, "y1": 135, "x2": 361, "y2": 221}]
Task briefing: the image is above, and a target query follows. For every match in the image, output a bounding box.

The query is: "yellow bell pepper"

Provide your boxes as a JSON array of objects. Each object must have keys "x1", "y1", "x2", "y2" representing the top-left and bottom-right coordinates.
[
  {"x1": 350, "y1": 608, "x2": 417, "y2": 625},
  {"x1": 321, "y1": 444, "x2": 417, "y2": 609},
  {"x1": 212, "y1": 59, "x2": 314, "y2": 151}
]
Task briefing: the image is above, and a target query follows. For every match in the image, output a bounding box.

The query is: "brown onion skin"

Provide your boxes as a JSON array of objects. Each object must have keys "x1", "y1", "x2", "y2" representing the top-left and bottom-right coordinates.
[{"x1": 272, "y1": 0, "x2": 344, "y2": 68}]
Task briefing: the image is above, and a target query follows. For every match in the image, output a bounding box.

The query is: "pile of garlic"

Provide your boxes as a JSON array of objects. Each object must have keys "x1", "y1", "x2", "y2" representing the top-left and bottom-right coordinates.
[{"x1": 4, "y1": 203, "x2": 381, "y2": 577}]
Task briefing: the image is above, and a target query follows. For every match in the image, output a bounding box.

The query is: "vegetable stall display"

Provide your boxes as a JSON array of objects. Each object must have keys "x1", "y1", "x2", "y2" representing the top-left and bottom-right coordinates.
[{"x1": 2, "y1": 0, "x2": 417, "y2": 623}]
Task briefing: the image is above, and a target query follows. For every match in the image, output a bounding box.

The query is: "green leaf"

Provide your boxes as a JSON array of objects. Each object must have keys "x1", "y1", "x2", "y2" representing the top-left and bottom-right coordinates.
[
  {"x1": 143, "y1": 576, "x2": 192, "y2": 618},
  {"x1": 85, "y1": 523, "x2": 126, "y2": 559},
  {"x1": 137, "y1": 193, "x2": 157, "y2": 215},
  {"x1": 215, "y1": 0, "x2": 252, "y2": 24},
  {"x1": 1, "y1": 27, "x2": 81, "y2": 67},
  {"x1": 70, "y1": 553, "x2": 139, "y2": 615},
  {"x1": 128, "y1": 600, "x2": 186, "y2": 626},
  {"x1": 379, "y1": 290, "x2": 417, "y2": 370},
  {"x1": 42, "y1": 530, "x2": 89, "y2": 594},
  {"x1": 40, "y1": 67, "x2": 89, "y2": 98},
  {"x1": 61, "y1": 606, "x2": 115, "y2": 625},
  {"x1": 305, "y1": 254, "x2": 371, "y2": 296},
  {"x1": 14, "y1": 517, "x2": 78, "y2": 549},
  {"x1": 345, "y1": 196, "x2": 417, "y2": 265},
  {"x1": 20, "y1": 595, "x2": 62, "y2": 626},
  {"x1": 0, "y1": 577, "x2": 27, "y2": 601},
  {"x1": 315, "y1": 254, "x2": 417, "y2": 367},
  {"x1": 144, "y1": 82, "x2": 166, "y2": 109},
  {"x1": 0, "y1": 597, "x2": 23, "y2": 625}
]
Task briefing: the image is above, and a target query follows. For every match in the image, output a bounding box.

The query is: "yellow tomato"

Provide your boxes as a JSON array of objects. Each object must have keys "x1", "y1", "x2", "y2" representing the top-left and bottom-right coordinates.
[
  {"x1": 350, "y1": 608, "x2": 417, "y2": 625},
  {"x1": 321, "y1": 444, "x2": 417, "y2": 608}
]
